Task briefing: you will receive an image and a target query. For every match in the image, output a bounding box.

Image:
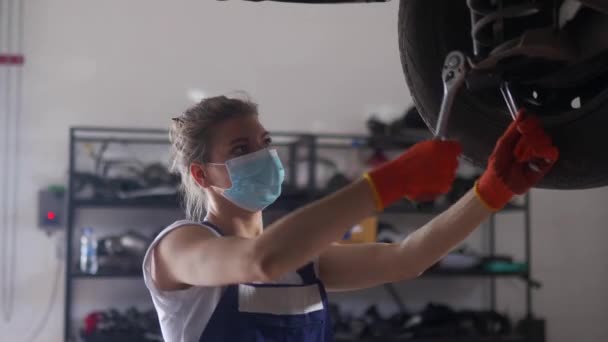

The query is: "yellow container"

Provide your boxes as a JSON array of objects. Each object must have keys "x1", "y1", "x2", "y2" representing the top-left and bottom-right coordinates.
[{"x1": 341, "y1": 216, "x2": 378, "y2": 244}]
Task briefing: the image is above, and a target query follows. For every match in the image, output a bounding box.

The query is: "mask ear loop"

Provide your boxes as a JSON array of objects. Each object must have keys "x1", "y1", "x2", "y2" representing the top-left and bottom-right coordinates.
[{"x1": 202, "y1": 161, "x2": 233, "y2": 191}]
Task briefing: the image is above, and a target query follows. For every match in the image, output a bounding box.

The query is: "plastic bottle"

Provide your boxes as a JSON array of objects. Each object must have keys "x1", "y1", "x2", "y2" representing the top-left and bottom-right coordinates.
[{"x1": 80, "y1": 227, "x2": 98, "y2": 274}]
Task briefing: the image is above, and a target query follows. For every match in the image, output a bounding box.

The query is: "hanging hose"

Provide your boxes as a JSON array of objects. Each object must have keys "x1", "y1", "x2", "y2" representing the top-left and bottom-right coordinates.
[
  {"x1": 5, "y1": 0, "x2": 14, "y2": 322},
  {"x1": 8, "y1": 0, "x2": 24, "y2": 323},
  {"x1": 0, "y1": 0, "x2": 10, "y2": 322},
  {"x1": 1, "y1": 0, "x2": 11, "y2": 321},
  {"x1": 1, "y1": 0, "x2": 24, "y2": 323},
  {"x1": 467, "y1": 0, "x2": 543, "y2": 56},
  {"x1": 25, "y1": 241, "x2": 63, "y2": 342}
]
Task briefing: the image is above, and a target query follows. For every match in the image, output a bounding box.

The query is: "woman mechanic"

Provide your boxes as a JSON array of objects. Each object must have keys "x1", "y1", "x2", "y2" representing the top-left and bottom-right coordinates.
[{"x1": 143, "y1": 95, "x2": 558, "y2": 342}]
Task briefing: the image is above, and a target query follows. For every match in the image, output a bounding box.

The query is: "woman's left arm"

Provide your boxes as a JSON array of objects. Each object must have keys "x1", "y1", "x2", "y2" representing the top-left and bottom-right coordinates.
[
  {"x1": 318, "y1": 189, "x2": 490, "y2": 291},
  {"x1": 319, "y1": 111, "x2": 560, "y2": 291}
]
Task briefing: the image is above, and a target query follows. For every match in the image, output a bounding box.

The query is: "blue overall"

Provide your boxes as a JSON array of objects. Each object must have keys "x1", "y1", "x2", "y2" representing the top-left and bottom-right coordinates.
[{"x1": 198, "y1": 221, "x2": 334, "y2": 342}]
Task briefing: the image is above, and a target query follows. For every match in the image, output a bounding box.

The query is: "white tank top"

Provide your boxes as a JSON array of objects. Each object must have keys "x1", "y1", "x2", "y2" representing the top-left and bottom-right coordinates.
[{"x1": 142, "y1": 220, "x2": 318, "y2": 342}]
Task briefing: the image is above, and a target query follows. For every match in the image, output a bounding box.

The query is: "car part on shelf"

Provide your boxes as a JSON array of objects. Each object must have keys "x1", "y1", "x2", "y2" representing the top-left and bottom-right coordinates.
[
  {"x1": 100, "y1": 231, "x2": 149, "y2": 257},
  {"x1": 331, "y1": 302, "x2": 514, "y2": 340},
  {"x1": 82, "y1": 307, "x2": 161, "y2": 341},
  {"x1": 94, "y1": 230, "x2": 151, "y2": 274}
]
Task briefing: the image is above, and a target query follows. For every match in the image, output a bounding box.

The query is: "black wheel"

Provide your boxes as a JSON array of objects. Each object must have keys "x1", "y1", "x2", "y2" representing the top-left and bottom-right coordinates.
[{"x1": 399, "y1": 0, "x2": 608, "y2": 189}]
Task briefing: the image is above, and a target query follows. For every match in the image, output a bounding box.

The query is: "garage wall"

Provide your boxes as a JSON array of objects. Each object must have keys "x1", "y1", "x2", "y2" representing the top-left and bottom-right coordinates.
[
  {"x1": 2, "y1": 0, "x2": 607, "y2": 341},
  {"x1": 531, "y1": 188, "x2": 608, "y2": 342}
]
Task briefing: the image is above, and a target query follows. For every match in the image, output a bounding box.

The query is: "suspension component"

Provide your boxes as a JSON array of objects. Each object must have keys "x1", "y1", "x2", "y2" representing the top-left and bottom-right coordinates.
[{"x1": 467, "y1": 0, "x2": 547, "y2": 57}]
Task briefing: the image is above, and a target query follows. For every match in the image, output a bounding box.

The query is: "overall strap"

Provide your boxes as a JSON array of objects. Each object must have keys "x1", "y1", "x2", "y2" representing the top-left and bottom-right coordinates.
[
  {"x1": 202, "y1": 221, "x2": 224, "y2": 237},
  {"x1": 296, "y1": 262, "x2": 318, "y2": 284}
]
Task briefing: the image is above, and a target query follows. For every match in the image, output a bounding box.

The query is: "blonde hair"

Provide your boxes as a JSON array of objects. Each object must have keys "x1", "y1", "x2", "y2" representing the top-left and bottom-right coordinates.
[{"x1": 169, "y1": 95, "x2": 258, "y2": 221}]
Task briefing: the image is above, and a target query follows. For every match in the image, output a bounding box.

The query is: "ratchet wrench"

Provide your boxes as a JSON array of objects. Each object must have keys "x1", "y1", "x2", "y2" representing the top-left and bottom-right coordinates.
[{"x1": 435, "y1": 51, "x2": 468, "y2": 140}]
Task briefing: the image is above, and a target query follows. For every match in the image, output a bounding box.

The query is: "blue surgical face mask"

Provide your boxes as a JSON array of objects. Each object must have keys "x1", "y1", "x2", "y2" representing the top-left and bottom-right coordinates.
[{"x1": 209, "y1": 148, "x2": 285, "y2": 212}]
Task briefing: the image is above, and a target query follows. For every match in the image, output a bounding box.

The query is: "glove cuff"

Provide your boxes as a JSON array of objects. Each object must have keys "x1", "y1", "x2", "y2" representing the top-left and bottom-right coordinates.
[
  {"x1": 363, "y1": 173, "x2": 385, "y2": 212},
  {"x1": 475, "y1": 168, "x2": 514, "y2": 211}
]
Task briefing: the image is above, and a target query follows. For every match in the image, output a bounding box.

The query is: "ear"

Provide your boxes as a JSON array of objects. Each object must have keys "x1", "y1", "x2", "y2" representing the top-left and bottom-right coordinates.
[{"x1": 190, "y1": 162, "x2": 210, "y2": 188}]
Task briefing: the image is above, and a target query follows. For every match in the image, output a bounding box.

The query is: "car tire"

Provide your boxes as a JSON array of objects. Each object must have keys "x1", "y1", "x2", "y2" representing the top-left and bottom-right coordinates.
[{"x1": 398, "y1": 0, "x2": 608, "y2": 189}]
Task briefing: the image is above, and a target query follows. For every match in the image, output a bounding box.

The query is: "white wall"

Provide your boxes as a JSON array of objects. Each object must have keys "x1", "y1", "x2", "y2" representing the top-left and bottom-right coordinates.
[
  {"x1": 531, "y1": 188, "x2": 608, "y2": 342},
  {"x1": 2, "y1": 0, "x2": 607, "y2": 341}
]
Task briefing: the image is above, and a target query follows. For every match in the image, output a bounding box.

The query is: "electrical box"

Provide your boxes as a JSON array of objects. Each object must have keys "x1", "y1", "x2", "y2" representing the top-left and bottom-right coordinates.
[{"x1": 38, "y1": 186, "x2": 66, "y2": 233}]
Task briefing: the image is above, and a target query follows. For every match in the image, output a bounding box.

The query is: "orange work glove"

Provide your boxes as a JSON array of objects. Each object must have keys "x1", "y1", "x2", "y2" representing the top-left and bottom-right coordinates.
[
  {"x1": 475, "y1": 110, "x2": 559, "y2": 211},
  {"x1": 364, "y1": 140, "x2": 462, "y2": 211}
]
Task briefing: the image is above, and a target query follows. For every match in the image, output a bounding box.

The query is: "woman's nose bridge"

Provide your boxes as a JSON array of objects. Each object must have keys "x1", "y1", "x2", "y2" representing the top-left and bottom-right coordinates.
[{"x1": 252, "y1": 139, "x2": 266, "y2": 152}]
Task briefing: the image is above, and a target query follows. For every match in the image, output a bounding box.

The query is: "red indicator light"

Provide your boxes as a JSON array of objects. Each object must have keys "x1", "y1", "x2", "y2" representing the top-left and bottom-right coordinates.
[{"x1": 47, "y1": 211, "x2": 56, "y2": 220}]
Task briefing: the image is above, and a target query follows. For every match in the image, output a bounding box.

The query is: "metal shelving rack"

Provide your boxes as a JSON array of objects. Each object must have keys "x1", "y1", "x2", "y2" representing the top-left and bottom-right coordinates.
[{"x1": 64, "y1": 127, "x2": 538, "y2": 342}]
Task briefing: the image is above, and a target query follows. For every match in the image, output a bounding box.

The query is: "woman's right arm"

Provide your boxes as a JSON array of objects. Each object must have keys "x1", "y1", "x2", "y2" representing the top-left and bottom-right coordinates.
[
  {"x1": 155, "y1": 141, "x2": 461, "y2": 289},
  {"x1": 154, "y1": 179, "x2": 375, "y2": 289}
]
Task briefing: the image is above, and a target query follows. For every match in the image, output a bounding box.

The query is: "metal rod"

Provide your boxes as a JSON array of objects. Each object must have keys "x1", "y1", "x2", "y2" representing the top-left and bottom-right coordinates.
[
  {"x1": 73, "y1": 126, "x2": 428, "y2": 142},
  {"x1": 500, "y1": 82, "x2": 519, "y2": 119},
  {"x1": 64, "y1": 128, "x2": 76, "y2": 342},
  {"x1": 489, "y1": 214, "x2": 497, "y2": 312},
  {"x1": 6, "y1": 0, "x2": 23, "y2": 321},
  {"x1": 383, "y1": 283, "x2": 407, "y2": 314},
  {"x1": 73, "y1": 126, "x2": 169, "y2": 134},
  {"x1": 287, "y1": 143, "x2": 297, "y2": 190},
  {"x1": 0, "y1": 0, "x2": 13, "y2": 321},
  {"x1": 307, "y1": 135, "x2": 317, "y2": 199},
  {"x1": 525, "y1": 193, "x2": 533, "y2": 318},
  {"x1": 75, "y1": 136, "x2": 331, "y2": 148},
  {"x1": 74, "y1": 136, "x2": 424, "y2": 151},
  {"x1": 489, "y1": 214, "x2": 496, "y2": 256},
  {"x1": 73, "y1": 127, "x2": 429, "y2": 147},
  {"x1": 75, "y1": 137, "x2": 171, "y2": 145},
  {"x1": 72, "y1": 127, "x2": 368, "y2": 139}
]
